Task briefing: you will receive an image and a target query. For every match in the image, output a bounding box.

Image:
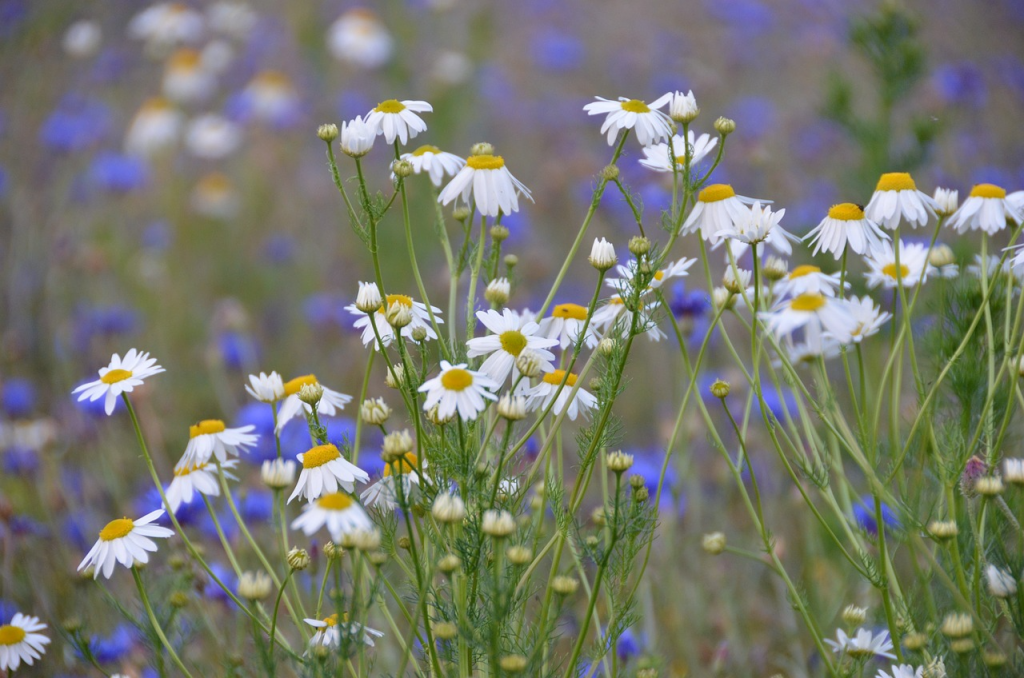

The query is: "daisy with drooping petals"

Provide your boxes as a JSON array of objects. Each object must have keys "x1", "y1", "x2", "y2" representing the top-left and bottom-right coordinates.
[
  {"x1": 466, "y1": 309, "x2": 557, "y2": 385},
  {"x1": 948, "y1": 183, "x2": 1023, "y2": 234},
  {"x1": 360, "y1": 453, "x2": 422, "y2": 510},
  {"x1": 864, "y1": 172, "x2": 936, "y2": 230},
  {"x1": 364, "y1": 99, "x2": 432, "y2": 144},
  {"x1": 583, "y1": 94, "x2": 672, "y2": 146},
  {"x1": 525, "y1": 370, "x2": 597, "y2": 421},
  {"x1": 291, "y1": 491, "x2": 373, "y2": 541},
  {"x1": 289, "y1": 443, "x2": 370, "y2": 503},
  {"x1": 72, "y1": 349, "x2": 165, "y2": 415},
  {"x1": 539, "y1": 303, "x2": 599, "y2": 350},
  {"x1": 639, "y1": 130, "x2": 718, "y2": 172},
  {"x1": 715, "y1": 201, "x2": 798, "y2": 259},
  {"x1": 166, "y1": 458, "x2": 238, "y2": 512},
  {"x1": 876, "y1": 665, "x2": 924, "y2": 678},
  {"x1": 419, "y1": 361, "x2": 498, "y2": 421},
  {"x1": 437, "y1": 153, "x2": 533, "y2": 217},
  {"x1": 863, "y1": 240, "x2": 934, "y2": 289},
  {"x1": 179, "y1": 419, "x2": 258, "y2": 466},
  {"x1": 824, "y1": 627, "x2": 896, "y2": 659},
  {"x1": 607, "y1": 257, "x2": 696, "y2": 295},
  {"x1": 305, "y1": 614, "x2": 384, "y2": 649},
  {"x1": 124, "y1": 97, "x2": 184, "y2": 157},
  {"x1": 275, "y1": 374, "x2": 353, "y2": 432},
  {"x1": 397, "y1": 145, "x2": 465, "y2": 186},
  {"x1": 346, "y1": 294, "x2": 442, "y2": 350},
  {"x1": 246, "y1": 371, "x2": 285, "y2": 403},
  {"x1": 824, "y1": 296, "x2": 892, "y2": 345},
  {"x1": 185, "y1": 113, "x2": 242, "y2": 159},
  {"x1": 163, "y1": 48, "x2": 216, "y2": 104},
  {"x1": 591, "y1": 296, "x2": 666, "y2": 342},
  {"x1": 772, "y1": 265, "x2": 844, "y2": 299},
  {"x1": 0, "y1": 612, "x2": 50, "y2": 671},
  {"x1": 760, "y1": 293, "x2": 857, "y2": 338},
  {"x1": 78, "y1": 510, "x2": 175, "y2": 579},
  {"x1": 681, "y1": 184, "x2": 762, "y2": 245},
  {"x1": 804, "y1": 203, "x2": 889, "y2": 259}
]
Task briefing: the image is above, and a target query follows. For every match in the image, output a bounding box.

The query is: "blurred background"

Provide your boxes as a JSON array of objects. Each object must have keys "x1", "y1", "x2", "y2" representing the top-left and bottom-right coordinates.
[{"x1": 1, "y1": 0, "x2": 1023, "y2": 675}]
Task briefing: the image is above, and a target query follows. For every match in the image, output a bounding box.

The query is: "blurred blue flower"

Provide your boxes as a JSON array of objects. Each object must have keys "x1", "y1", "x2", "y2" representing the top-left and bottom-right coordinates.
[
  {"x1": 63, "y1": 514, "x2": 92, "y2": 551},
  {"x1": 204, "y1": 562, "x2": 236, "y2": 602},
  {"x1": 853, "y1": 496, "x2": 900, "y2": 535},
  {"x1": 532, "y1": 30, "x2": 585, "y2": 72},
  {"x1": 0, "y1": 166, "x2": 7, "y2": 199},
  {"x1": 90, "y1": 48, "x2": 132, "y2": 84},
  {"x1": 931, "y1": 61, "x2": 987, "y2": 108},
  {"x1": 616, "y1": 627, "x2": 645, "y2": 663},
  {"x1": 199, "y1": 507, "x2": 238, "y2": 541},
  {"x1": 335, "y1": 90, "x2": 375, "y2": 122},
  {"x1": 758, "y1": 386, "x2": 797, "y2": 421},
  {"x1": 2, "y1": 378, "x2": 36, "y2": 418},
  {"x1": 141, "y1": 221, "x2": 173, "y2": 252},
  {"x1": 995, "y1": 55, "x2": 1024, "y2": 101},
  {"x1": 726, "y1": 96, "x2": 777, "y2": 142},
  {"x1": 303, "y1": 293, "x2": 348, "y2": 330},
  {"x1": 219, "y1": 331, "x2": 260, "y2": 370},
  {"x1": 39, "y1": 95, "x2": 112, "y2": 153},
  {"x1": 0, "y1": 1, "x2": 27, "y2": 37},
  {"x1": 89, "y1": 624, "x2": 137, "y2": 664},
  {"x1": 669, "y1": 282, "x2": 710, "y2": 319},
  {"x1": 628, "y1": 451, "x2": 681, "y2": 513},
  {"x1": 0, "y1": 599, "x2": 16, "y2": 624},
  {"x1": 263, "y1": 233, "x2": 296, "y2": 264},
  {"x1": 240, "y1": 490, "x2": 274, "y2": 524},
  {"x1": 7, "y1": 515, "x2": 46, "y2": 537},
  {"x1": 89, "y1": 152, "x2": 149, "y2": 193},
  {"x1": 3, "y1": 446, "x2": 39, "y2": 476},
  {"x1": 971, "y1": 166, "x2": 1013, "y2": 188},
  {"x1": 71, "y1": 379, "x2": 125, "y2": 416},
  {"x1": 72, "y1": 304, "x2": 140, "y2": 352},
  {"x1": 500, "y1": 209, "x2": 532, "y2": 246},
  {"x1": 136, "y1": 485, "x2": 202, "y2": 526}
]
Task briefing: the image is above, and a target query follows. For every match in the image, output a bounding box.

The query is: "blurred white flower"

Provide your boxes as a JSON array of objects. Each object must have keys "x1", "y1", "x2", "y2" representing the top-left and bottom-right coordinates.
[
  {"x1": 125, "y1": 98, "x2": 183, "y2": 157},
  {"x1": 327, "y1": 9, "x2": 393, "y2": 69},
  {"x1": 128, "y1": 3, "x2": 205, "y2": 53},
  {"x1": 185, "y1": 114, "x2": 242, "y2": 158},
  {"x1": 824, "y1": 627, "x2": 896, "y2": 659},
  {"x1": 191, "y1": 173, "x2": 240, "y2": 220},
  {"x1": 206, "y1": 1, "x2": 258, "y2": 40},
  {"x1": 63, "y1": 20, "x2": 102, "y2": 59},
  {"x1": 163, "y1": 48, "x2": 217, "y2": 104},
  {"x1": 864, "y1": 240, "x2": 934, "y2": 289}
]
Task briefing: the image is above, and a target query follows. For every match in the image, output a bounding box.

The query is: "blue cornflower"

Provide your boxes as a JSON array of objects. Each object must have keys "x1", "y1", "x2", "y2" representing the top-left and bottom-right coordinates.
[
  {"x1": 88, "y1": 624, "x2": 137, "y2": 663},
  {"x1": 3, "y1": 446, "x2": 39, "y2": 476},
  {"x1": 240, "y1": 490, "x2": 274, "y2": 523},
  {"x1": 263, "y1": 233, "x2": 295, "y2": 264},
  {"x1": 532, "y1": 30, "x2": 584, "y2": 72},
  {"x1": 2, "y1": 378, "x2": 35, "y2": 418},
  {"x1": 204, "y1": 562, "x2": 237, "y2": 603},
  {"x1": 669, "y1": 282, "x2": 710, "y2": 319},
  {"x1": 218, "y1": 331, "x2": 260, "y2": 370},
  {"x1": 616, "y1": 627, "x2": 645, "y2": 663},
  {"x1": 89, "y1": 151, "x2": 149, "y2": 193},
  {"x1": 853, "y1": 497, "x2": 901, "y2": 535},
  {"x1": 932, "y1": 61, "x2": 987, "y2": 108},
  {"x1": 39, "y1": 95, "x2": 112, "y2": 152}
]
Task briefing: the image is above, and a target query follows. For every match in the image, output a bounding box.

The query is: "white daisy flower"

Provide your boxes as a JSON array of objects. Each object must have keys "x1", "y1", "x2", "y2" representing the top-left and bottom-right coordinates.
[
  {"x1": 206, "y1": 2, "x2": 258, "y2": 40},
  {"x1": 667, "y1": 89, "x2": 699, "y2": 123},
  {"x1": 162, "y1": 48, "x2": 216, "y2": 104},
  {"x1": 681, "y1": 184, "x2": 761, "y2": 245},
  {"x1": 524, "y1": 370, "x2": 597, "y2": 421},
  {"x1": 823, "y1": 296, "x2": 891, "y2": 345},
  {"x1": 124, "y1": 97, "x2": 183, "y2": 157},
  {"x1": 128, "y1": 3, "x2": 205, "y2": 51},
  {"x1": 772, "y1": 265, "x2": 844, "y2": 299},
  {"x1": 804, "y1": 203, "x2": 889, "y2": 260},
  {"x1": 166, "y1": 458, "x2": 238, "y2": 512},
  {"x1": 191, "y1": 173, "x2": 239, "y2": 219},
  {"x1": 419, "y1": 361, "x2": 498, "y2": 421},
  {"x1": 78, "y1": 510, "x2": 175, "y2": 579},
  {"x1": 240, "y1": 71, "x2": 299, "y2": 126},
  {"x1": 437, "y1": 153, "x2": 533, "y2": 218},
  {"x1": 591, "y1": 296, "x2": 666, "y2": 342},
  {"x1": 289, "y1": 443, "x2": 370, "y2": 503},
  {"x1": 72, "y1": 348, "x2": 165, "y2": 416},
  {"x1": 583, "y1": 94, "x2": 672, "y2": 146},
  {"x1": 1006, "y1": 242, "x2": 1024, "y2": 276},
  {"x1": 876, "y1": 665, "x2": 924, "y2": 678},
  {"x1": 397, "y1": 145, "x2": 465, "y2": 186},
  {"x1": 185, "y1": 113, "x2": 242, "y2": 159},
  {"x1": 1009, "y1": 189, "x2": 1024, "y2": 212},
  {"x1": 639, "y1": 131, "x2": 718, "y2": 173},
  {"x1": 275, "y1": 374, "x2": 353, "y2": 432},
  {"x1": 346, "y1": 294, "x2": 442, "y2": 350},
  {"x1": 291, "y1": 491, "x2": 373, "y2": 541},
  {"x1": 179, "y1": 419, "x2": 258, "y2": 466},
  {"x1": 0, "y1": 612, "x2": 50, "y2": 672},
  {"x1": 245, "y1": 371, "x2": 285, "y2": 403},
  {"x1": 364, "y1": 99, "x2": 432, "y2": 145},
  {"x1": 966, "y1": 254, "x2": 1024, "y2": 282},
  {"x1": 305, "y1": 614, "x2": 384, "y2": 649},
  {"x1": 781, "y1": 322, "x2": 842, "y2": 365},
  {"x1": 760, "y1": 293, "x2": 857, "y2": 338},
  {"x1": 538, "y1": 303, "x2": 599, "y2": 350},
  {"x1": 466, "y1": 309, "x2": 558, "y2": 385},
  {"x1": 933, "y1": 187, "x2": 959, "y2": 216},
  {"x1": 864, "y1": 172, "x2": 936, "y2": 230},
  {"x1": 327, "y1": 8, "x2": 394, "y2": 69},
  {"x1": 948, "y1": 183, "x2": 1023, "y2": 235},
  {"x1": 824, "y1": 627, "x2": 896, "y2": 659},
  {"x1": 360, "y1": 453, "x2": 422, "y2": 510},
  {"x1": 864, "y1": 240, "x2": 934, "y2": 289},
  {"x1": 715, "y1": 201, "x2": 798, "y2": 259},
  {"x1": 339, "y1": 115, "x2": 375, "y2": 157},
  {"x1": 63, "y1": 20, "x2": 102, "y2": 59},
  {"x1": 606, "y1": 257, "x2": 696, "y2": 295}
]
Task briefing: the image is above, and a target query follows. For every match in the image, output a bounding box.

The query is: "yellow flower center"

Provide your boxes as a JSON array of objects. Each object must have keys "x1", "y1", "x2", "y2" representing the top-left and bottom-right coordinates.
[
  {"x1": 620, "y1": 99, "x2": 650, "y2": 113},
  {"x1": 789, "y1": 293, "x2": 827, "y2": 312},
  {"x1": 542, "y1": 370, "x2": 578, "y2": 387},
  {"x1": 499, "y1": 330, "x2": 528, "y2": 356},
  {"x1": 441, "y1": 368, "x2": 474, "y2": 391},
  {"x1": 386, "y1": 294, "x2": 413, "y2": 308},
  {"x1": 99, "y1": 518, "x2": 135, "y2": 541},
  {"x1": 412, "y1": 145, "x2": 441, "y2": 157},
  {"x1": 882, "y1": 263, "x2": 909, "y2": 280},
  {"x1": 323, "y1": 613, "x2": 338, "y2": 627},
  {"x1": 970, "y1": 183, "x2": 1006, "y2": 199},
  {"x1": 383, "y1": 453, "x2": 418, "y2": 476},
  {"x1": 653, "y1": 270, "x2": 665, "y2": 281},
  {"x1": 875, "y1": 172, "x2": 916, "y2": 192},
  {"x1": 174, "y1": 462, "x2": 208, "y2": 476},
  {"x1": 374, "y1": 99, "x2": 406, "y2": 114},
  {"x1": 674, "y1": 155, "x2": 688, "y2": 166},
  {"x1": 189, "y1": 419, "x2": 226, "y2": 438},
  {"x1": 789, "y1": 265, "x2": 821, "y2": 279},
  {"x1": 317, "y1": 492, "x2": 355, "y2": 510},
  {"x1": 255, "y1": 71, "x2": 290, "y2": 88},
  {"x1": 609, "y1": 297, "x2": 624, "y2": 306},
  {"x1": 101, "y1": 369, "x2": 133, "y2": 385},
  {"x1": 168, "y1": 48, "x2": 201, "y2": 70},
  {"x1": 552, "y1": 303, "x2": 588, "y2": 320},
  {"x1": 284, "y1": 375, "x2": 318, "y2": 396},
  {"x1": 303, "y1": 444, "x2": 341, "y2": 469},
  {"x1": 0, "y1": 625, "x2": 26, "y2": 646},
  {"x1": 698, "y1": 184, "x2": 736, "y2": 203},
  {"x1": 466, "y1": 154, "x2": 505, "y2": 171},
  {"x1": 827, "y1": 203, "x2": 865, "y2": 221},
  {"x1": 198, "y1": 172, "x2": 232, "y2": 192}
]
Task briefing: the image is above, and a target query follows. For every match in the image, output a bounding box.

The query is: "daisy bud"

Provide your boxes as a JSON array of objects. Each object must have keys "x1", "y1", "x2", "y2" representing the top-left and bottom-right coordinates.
[
  {"x1": 485, "y1": 277, "x2": 511, "y2": 306},
  {"x1": 261, "y1": 458, "x2": 297, "y2": 489},
  {"x1": 397, "y1": 536, "x2": 411, "y2": 550},
  {"x1": 169, "y1": 591, "x2": 189, "y2": 608},
  {"x1": 340, "y1": 116, "x2": 375, "y2": 157},
  {"x1": 62, "y1": 617, "x2": 83, "y2": 633},
  {"x1": 903, "y1": 632, "x2": 927, "y2": 651},
  {"x1": 975, "y1": 476, "x2": 1004, "y2": 496},
  {"x1": 628, "y1": 235, "x2": 651, "y2": 256},
  {"x1": 589, "y1": 237, "x2": 617, "y2": 271},
  {"x1": 633, "y1": 486, "x2": 649, "y2": 503},
  {"x1": 950, "y1": 638, "x2": 974, "y2": 654},
  {"x1": 360, "y1": 397, "x2": 391, "y2": 425},
  {"x1": 841, "y1": 604, "x2": 867, "y2": 626},
  {"x1": 1004, "y1": 458, "x2": 1024, "y2": 485},
  {"x1": 438, "y1": 553, "x2": 462, "y2": 574},
  {"x1": 385, "y1": 301, "x2": 413, "y2": 328},
  {"x1": 298, "y1": 382, "x2": 324, "y2": 406},
  {"x1": 481, "y1": 509, "x2": 516, "y2": 538},
  {"x1": 504, "y1": 254, "x2": 519, "y2": 269},
  {"x1": 710, "y1": 379, "x2": 730, "y2": 399},
  {"x1": 1018, "y1": 355, "x2": 1024, "y2": 379},
  {"x1": 432, "y1": 494, "x2": 466, "y2": 524},
  {"x1": 606, "y1": 450, "x2": 634, "y2": 474},
  {"x1": 600, "y1": 164, "x2": 620, "y2": 181},
  {"x1": 433, "y1": 621, "x2": 457, "y2": 640},
  {"x1": 506, "y1": 545, "x2": 532, "y2": 565},
  {"x1": 591, "y1": 507, "x2": 606, "y2": 527},
  {"x1": 499, "y1": 655, "x2": 528, "y2": 673},
  {"x1": 923, "y1": 658, "x2": 946, "y2": 678},
  {"x1": 668, "y1": 89, "x2": 699, "y2": 124},
  {"x1": 515, "y1": 350, "x2": 544, "y2": 379},
  {"x1": 983, "y1": 650, "x2": 1007, "y2": 668},
  {"x1": 368, "y1": 551, "x2": 387, "y2": 566},
  {"x1": 714, "y1": 116, "x2": 736, "y2": 135},
  {"x1": 353, "y1": 528, "x2": 381, "y2": 552},
  {"x1": 311, "y1": 644, "x2": 331, "y2": 660},
  {"x1": 238, "y1": 570, "x2": 273, "y2": 601},
  {"x1": 392, "y1": 159, "x2": 414, "y2": 178},
  {"x1": 470, "y1": 141, "x2": 494, "y2": 156},
  {"x1": 287, "y1": 548, "x2": 310, "y2": 571},
  {"x1": 933, "y1": 187, "x2": 959, "y2": 216},
  {"x1": 497, "y1": 394, "x2": 526, "y2": 421},
  {"x1": 317, "y1": 123, "x2": 339, "y2": 142},
  {"x1": 551, "y1": 575, "x2": 579, "y2": 596},
  {"x1": 385, "y1": 364, "x2": 405, "y2": 389},
  {"x1": 712, "y1": 287, "x2": 735, "y2": 310},
  {"x1": 763, "y1": 256, "x2": 788, "y2": 282},
  {"x1": 426, "y1": 404, "x2": 455, "y2": 425},
  {"x1": 490, "y1": 224, "x2": 510, "y2": 242},
  {"x1": 985, "y1": 565, "x2": 1017, "y2": 598},
  {"x1": 597, "y1": 337, "x2": 617, "y2": 357},
  {"x1": 723, "y1": 268, "x2": 751, "y2": 295},
  {"x1": 629, "y1": 474, "x2": 645, "y2": 490},
  {"x1": 928, "y1": 520, "x2": 959, "y2": 540},
  {"x1": 940, "y1": 612, "x2": 973, "y2": 638},
  {"x1": 702, "y1": 532, "x2": 726, "y2": 555},
  {"x1": 452, "y1": 206, "x2": 471, "y2": 222},
  {"x1": 636, "y1": 670, "x2": 657, "y2": 678},
  {"x1": 382, "y1": 429, "x2": 414, "y2": 462},
  {"x1": 411, "y1": 326, "x2": 428, "y2": 342},
  {"x1": 355, "y1": 281, "x2": 382, "y2": 313},
  {"x1": 323, "y1": 541, "x2": 343, "y2": 560},
  {"x1": 929, "y1": 244, "x2": 955, "y2": 269}
]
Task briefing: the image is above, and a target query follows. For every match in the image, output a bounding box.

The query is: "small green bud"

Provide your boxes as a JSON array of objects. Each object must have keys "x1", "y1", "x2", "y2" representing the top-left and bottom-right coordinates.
[{"x1": 317, "y1": 123, "x2": 339, "y2": 142}]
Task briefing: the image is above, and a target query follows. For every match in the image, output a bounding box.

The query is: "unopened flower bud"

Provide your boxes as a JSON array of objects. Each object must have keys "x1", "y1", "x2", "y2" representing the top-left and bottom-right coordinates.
[
  {"x1": 317, "y1": 123, "x2": 339, "y2": 142},
  {"x1": 355, "y1": 281, "x2": 382, "y2": 313},
  {"x1": 1004, "y1": 458, "x2": 1024, "y2": 485},
  {"x1": 950, "y1": 638, "x2": 974, "y2": 654},
  {"x1": 385, "y1": 302, "x2": 413, "y2": 329},
  {"x1": 669, "y1": 90, "x2": 699, "y2": 124},
  {"x1": 723, "y1": 268, "x2": 751, "y2": 295},
  {"x1": 985, "y1": 565, "x2": 1017, "y2": 598},
  {"x1": 411, "y1": 326, "x2": 428, "y2": 342},
  {"x1": 426, "y1": 404, "x2": 455, "y2": 425},
  {"x1": 499, "y1": 655, "x2": 528, "y2": 673},
  {"x1": 438, "y1": 553, "x2": 462, "y2": 573},
  {"x1": 433, "y1": 621, "x2": 457, "y2": 640},
  {"x1": 922, "y1": 657, "x2": 946, "y2": 678},
  {"x1": 903, "y1": 632, "x2": 927, "y2": 651},
  {"x1": 323, "y1": 541, "x2": 342, "y2": 560},
  {"x1": 714, "y1": 117, "x2": 736, "y2": 135},
  {"x1": 397, "y1": 535, "x2": 411, "y2": 550},
  {"x1": 485, "y1": 277, "x2": 511, "y2": 305},
  {"x1": 298, "y1": 382, "x2": 324, "y2": 406},
  {"x1": 600, "y1": 164, "x2": 620, "y2": 181},
  {"x1": 712, "y1": 287, "x2": 735, "y2": 310},
  {"x1": 62, "y1": 617, "x2": 83, "y2": 633},
  {"x1": 841, "y1": 605, "x2": 867, "y2": 626},
  {"x1": 392, "y1": 159, "x2": 414, "y2": 178},
  {"x1": 504, "y1": 254, "x2": 518, "y2": 269},
  {"x1": 591, "y1": 507, "x2": 606, "y2": 527},
  {"x1": 606, "y1": 450, "x2": 634, "y2": 474},
  {"x1": 382, "y1": 429, "x2": 414, "y2": 462},
  {"x1": 506, "y1": 545, "x2": 532, "y2": 565},
  {"x1": 497, "y1": 394, "x2": 526, "y2": 421},
  {"x1": 975, "y1": 476, "x2": 1004, "y2": 496},
  {"x1": 928, "y1": 520, "x2": 958, "y2": 540},
  {"x1": 239, "y1": 571, "x2": 273, "y2": 600},
  {"x1": 982, "y1": 650, "x2": 1007, "y2": 667},
  {"x1": 452, "y1": 206, "x2": 471, "y2": 221},
  {"x1": 360, "y1": 398, "x2": 391, "y2": 425},
  {"x1": 287, "y1": 548, "x2": 310, "y2": 571},
  {"x1": 629, "y1": 474, "x2": 645, "y2": 490},
  {"x1": 490, "y1": 224, "x2": 509, "y2": 242},
  {"x1": 933, "y1": 188, "x2": 958, "y2": 216},
  {"x1": 368, "y1": 550, "x2": 387, "y2": 566},
  {"x1": 470, "y1": 142, "x2": 494, "y2": 156},
  {"x1": 628, "y1": 236, "x2": 651, "y2": 256},
  {"x1": 551, "y1": 575, "x2": 579, "y2": 596},
  {"x1": 633, "y1": 486, "x2": 649, "y2": 502},
  {"x1": 597, "y1": 337, "x2": 617, "y2": 356},
  {"x1": 481, "y1": 509, "x2": 515, "y2": 538},
  {"x1": 763, "y1": 256, "x2": 788, "y2": 282},
  {"x1": 353, "y1": 528, "x2": 381, "y2": 552},
  {"x1": 515, "y1": 351, "x2": 543, "y2": 379},
  {"x1": 261, "y1": 458, "x2": 297, "y2": 489},
  {"x1": 940, "y1": 612, "x2": 973, "y2": 638},
  {"x1": 432, "y1": 494, "x2": 466, "y2": 524},
  {"x1": 710, "y1": 379, "x2": 730, "y2": 399},
  {"x1": 589, "y1": 237, "x2": 617, "y2": 271},
  {"x1": 929, "y1": 244, "x2": 955, "y2": 269},
  {"x1": 702, "y1": 532, "x2": 726, "y2": 555},
  {"x1": 385, "y1": 364, "x2": 404, "y2": 389}
]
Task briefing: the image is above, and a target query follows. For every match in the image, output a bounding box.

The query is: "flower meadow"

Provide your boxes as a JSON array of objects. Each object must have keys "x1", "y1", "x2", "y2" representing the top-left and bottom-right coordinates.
[{"x1": 3, "y1": 2, "x2": 1024, "y2": 678}]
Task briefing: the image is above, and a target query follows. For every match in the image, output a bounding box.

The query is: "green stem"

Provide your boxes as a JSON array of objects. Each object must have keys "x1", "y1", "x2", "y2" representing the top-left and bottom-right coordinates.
[{"x1": 132, "y1": 567, "x2": 194, "y2": 678}]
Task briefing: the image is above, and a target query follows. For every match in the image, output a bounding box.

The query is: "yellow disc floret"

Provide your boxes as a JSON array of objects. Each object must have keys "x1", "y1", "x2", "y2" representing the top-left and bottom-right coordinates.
[
  {"x1": 499, "y1": 330, "x2": 528, "y2": 356},
  {"x1": 189, "y1": 419, "x2": 226, "y2": 438},
  {"x1": 303, "y1": 444, "x2": 341, "y2": 469},
  {"x1": 374, "y1": 99, "x2": 406, "y2": 114},
  {"x1": 284, "y1": 374, "x2": 318, "y2": 396},
  {"x1": 441, "y1": 368, "x2": 474, "y2": 391},
  {"x1": 0, "y1": 625, "x2": 26, "y2": 645},
  {"x1": 789, "y1": 265, "x2": 822, "y2": 279},
  {"x1": 542, "y1": 370, "x2": 578, "y2": 387},
  {"x1": 317, "y1": 492, "x2": 355, "y2": 510},
  {"x1": 882, "y1": 263, "x2": 910, "y2": 280},
  {"x1": 875, "y1": 172, "x2": 916, "y2": 192},
  {"x1": 620, "y1": 99, "x2": 651, "y2": 113},
  {"x1": 552, "y1": 303, "x2": 588, "y2": 320},
  {"x1": 789, "y1": 293, "x2": 827, "y2": 312},
  {"x1": 466, "y1": 154, "x2": 506, "y2": 171},
  {"x1": 698, "y1": 184, "x2": 736, "y2": 203},
  {"x1": 970, "y1": 183, "x2": 1006, "y2": 199},
  {"x1": 99, "y1": 518, "x2": 135, "y2": 542},
  {"x1": 383, "y1": 453, "x2": 418, "y2": 476},
  {"x1": 412, "y1": 145, "x2": 441, "y2": 157},
  {"x1": 101, "y1": 369, "x2": 133, "y2": 384},
  {"x1": 828, "y1": 203, "x2": 865, "y2": 221}
]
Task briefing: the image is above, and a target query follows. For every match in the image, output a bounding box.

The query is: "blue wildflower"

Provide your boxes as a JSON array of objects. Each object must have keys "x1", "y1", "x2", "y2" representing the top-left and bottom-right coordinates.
[
  {"x1": 218, "y1": 331, "x2": 260, "y2": 370},
  {"x1": 89, "y1": 151, "x2": 149, "y2": 193},
  {"x1": 932, "y1": 61, "x2": 987, "y2": 108},
  {"x1": 39, "y1": 95, "x2": 111, "y2": 153},
  {"x1": 853, "y1": 497, "x2": 900, "y2": 535},
  {"x1": 204, "y1": 562, "x2": 236, "y2": 603},
  {"x1": 3, "y1": 446, "x2": 39, "y2": 476},
  {"x1": 240, "y1": 490, "x2": 274, "y2": 523},
  {"x1": 88, "y1": 624, "x2": 136, "y2": 664},
  {"x1": 532, "y1": 29, "x2": 585, "y2": 72},
  {"x1": 2, "y1": 377, "x2": 35, "y2": 418},
  {"x1": 616, "y1": 628, "x2": 645, "y2": 663},
  {"x1": 141, "y1": 221, "x2": 173, "y2": 252}
]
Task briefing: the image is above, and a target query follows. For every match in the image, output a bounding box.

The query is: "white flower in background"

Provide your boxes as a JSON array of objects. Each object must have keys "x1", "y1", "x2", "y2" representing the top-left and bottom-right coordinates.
[
  {"x1": 289, "y1": 444, "x2": 369, "y2": 503},
  {"x1": 418, "y1": 361, "x2": 499, "y2": 421},
  {"x1": 305, "y1": 614, "x2": 384, "y2": 649},
  {"x1": 1009, "y1": 189, "x2": 1024, "y2": 213},
  {"x1": 607, "y1": 257, "x2": 696, "y2": 294},
  {"x1": 966, "y1": 254, "x2": 1024, "y2": 282},
  {"x1": 1006, "y1": 243, "x2": 1024, "y2": 279},
  {"x1": 206, "y1": 1, "x2": 258, "y2": 40},
  {"x1": 1005, "y1": 457, "x2": 1024, "y2": 483},
  {"x1": 180, "y1": 419, "x2": 258, "y2": 466},
  {"x1": 185, "y1": 114, "x2": 242, "y2": 158},
  {"x1": 63, "y1": 20, "x2": 102, "y2": 59},
  {"x1": 398, "y1": 145, "x2": 465, "y2": 186},
  {"x1": 948, "y1": 183, "x2": 1023, "y2": 235},
  {"x1": 261, "y1": 458, "x2": 297, "y2": 489},
  {"x1": 639, "y1": 130, "x2": 718, "y2": 173},
  {"x1": 339, "y1": 115, "x2": 375, "y2": 157},
  {"x1": 525, "y1": 370, "x2": 597, "y2": 421},
  {"x1": 364, "y1": 99, "x2": 432, "y2": 144},
  {"x1": 360, "y1": 453, "x2": 422, "y2": 509},
  {"x1": 240, "y1": 71, "x2": 299, "y2": 125},
  {"x1": 78, "y1": 510, "x2": 174, "y2": 579},
  {"x1": 583, "y1": 94, "x2": 672, "y2": 146},
  {"x1": 876, "y1": 665, "x2": 924, "y2": 678},
  {"x1": 667, "y1": 89, "x2": 699, "y2": 123},
  {"x1": 985, "y1": 564, "x2": 1017, "y2": 597},
  {"x1": 276, "y1": 375, "x2": 353, "y2": 432},
  {"x1": 804, "y1": 203, "x2": 889, "y2": 260},
  {"x1": 128, "y1": 3, "x2": 205, "y2": 52},
  {"x1": 933, "y1": 187, "x2": 959, "y2": 216},
  {"x1": 865, "y1": 172, "x2": 937, "y2": 230},
  {"x1": 200, "y1": 39, "x2": 234, "y2": 74},
  {"x1": 124, "y1": 97, "x2": 183, "y2": 157},
  {"x1": 72, "y1": 348, "x2": 165, "y2": 416},
  {"x1": 466, "y1": 309, "x2": 558, "y2": 385},
  {"x1": 191, "y1": 173, "x2": 240, "y2": 220},
  {"x1": 760, "y1": 293, "x2": 857, "y2": 338},
  {"x1": 327, "y1": 8, "x2": 394, "y2": 69},
  {"x1": 715, "y1": 201, "x2": 798, "y2": 259},
  {"x1": 0, "y1": 612, "x2": 50, "y2": 671},
  {"x1": 782, "y1": 322, "x2": 842, "y2": 365},
  {"x1": 539, "y1": 303, "x2": 598, "y2": 350},
  {"x1": 432, "y1": 50, "x2": 473, "y2": 86},
  {"x1": 166, "y1": 458, "x2": 238, "y2": 512},
  {"x1": 246, "y1": 371, "x2": 285, "y2": 403},
  {"x1": 824, "y1": 627, "x2": 896, "y2": 659},
  {"x1": 291, "y1": 492, "x2": 373, "y2": 541},
  {"x1": 681, "y1": 184, "x2": 762, "y2": 245},
  {"x1": 438, "y1": 153, "x2": 533, "y2": 217},
  {"x1": 928, "y1": 244, "x2": 959, "y2": 279},
  {"x1": 346, "y1": 293, "x2": 442, "y2": 350},
  {"x1": 864, "y1": 240, "x2": 934, "y2": 289},
  {"x1": 772, "y1": 265, "x2": 844, "y2": 299},
  {"x1": 591, "y1": 296, "x2": 666, "y2": 342},
  {"x1": 162, "y1": 48, "x2": 217, "y2": 104},
  {"x1": 824, "y1": 296, "x2": 891, "y2": 344}
]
